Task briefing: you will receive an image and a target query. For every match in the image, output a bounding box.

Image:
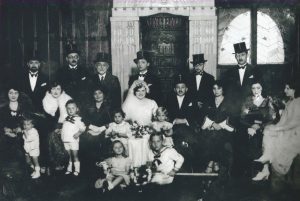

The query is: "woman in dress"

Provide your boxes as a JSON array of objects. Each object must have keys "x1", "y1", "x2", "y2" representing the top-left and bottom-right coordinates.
[
  {"x1": 253, "y1": 81, "x2": 300, "y2": 181},
  {"x1": 0, "y1": 85, "x2": 33, "y2": 157},
  {"x1": 201, "y1": 80, "x2": 234, "y2": 174},
  {"x1": 122, "y1": 80, "x2": 158, "y2": 167},
  {"x1": 81, "y1": 86, "x2": 112, "y2": 174},
  {"x1": 42, "y1": 81, "x2": 72, "y2": 171},
  {"x1": 239, "y1": 80, "x2": 275, "y2": 177},
  {"x1": 122, "y1": 80, "x2": 158, "y2": 126}
]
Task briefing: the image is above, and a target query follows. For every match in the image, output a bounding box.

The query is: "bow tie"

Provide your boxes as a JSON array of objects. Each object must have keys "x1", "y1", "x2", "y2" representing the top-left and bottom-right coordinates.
[
  {"x1": 10, "y1": 111, "x2": 17, "y2": 116},
  {"x1": 66, "y1": 115, "x2": 75, "y2": 123},
  {"x1": 195, "y1": 72, "x2": 203, "y2": 76},
  {"x1": 238, "y1": 65, "x2": 246, "y2": 69},
  {"x1": 30, "y1": 73, "x2": 38, "y2": 77},
  {"x1": 139, "y1": 74, "x2": 146, "y2": 77}
]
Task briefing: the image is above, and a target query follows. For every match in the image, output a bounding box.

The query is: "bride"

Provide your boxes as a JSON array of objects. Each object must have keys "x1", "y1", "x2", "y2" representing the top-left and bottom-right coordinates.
[
  {"x1": 122, "y1": 80, "x2": 158, "y2": 126},
  {"x1": 252, "y1": 81, "x2": 300, "y2": 181}
]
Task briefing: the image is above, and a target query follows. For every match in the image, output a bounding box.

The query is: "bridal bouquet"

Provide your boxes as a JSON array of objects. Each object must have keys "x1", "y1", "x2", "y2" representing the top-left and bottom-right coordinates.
[{"x1": 129, "y1": 121, "x2": 152, "y2": 138}]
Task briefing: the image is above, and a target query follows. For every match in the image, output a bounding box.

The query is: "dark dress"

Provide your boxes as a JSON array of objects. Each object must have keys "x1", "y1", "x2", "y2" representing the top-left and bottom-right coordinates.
[
  {"x1": 201, "y1": 98, "x2": 234, "y2": 170},
  {"x1": 81, "y1": 101, "x2": 112, "y2": 173},
  {"x1": 238, "y1": 96, "x2": 274, "y2": 175}
]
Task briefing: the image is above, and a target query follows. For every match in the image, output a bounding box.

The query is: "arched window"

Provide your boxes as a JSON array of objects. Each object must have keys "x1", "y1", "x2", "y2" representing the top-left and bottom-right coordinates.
[{"x1": 218, "y1": 9, "x2": 286, "y2": 65}]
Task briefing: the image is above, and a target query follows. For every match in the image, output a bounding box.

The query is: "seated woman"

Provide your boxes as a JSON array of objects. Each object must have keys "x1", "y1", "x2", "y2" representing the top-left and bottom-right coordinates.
[
  {"x1": 201, "y1": 80, "x2": 234, "y2": 174},
  {"x1": 0, "y1": 84, "x2": 33, "y2": 156},
  {"x1": 42, "y1": 81, "x2": 72, "y2": 171},
  {"x1": 122, "y1": 80, "x2": 158, "y2": 167},
  {"x1": 253, "y1": 81, "x2": 300, "y2": 181},
  {"x1": 81, "y1": 86, "x2": 112, "y2": 171},
  {"x1": 147, "y1": 133, "x2": 184, "y2": 185},
  {"x1": 239, "y1": 80, "x2": 275, "y2": 176}
]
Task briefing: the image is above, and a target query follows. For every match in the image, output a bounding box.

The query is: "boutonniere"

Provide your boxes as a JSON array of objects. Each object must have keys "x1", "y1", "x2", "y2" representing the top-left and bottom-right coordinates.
[
  {"x1": 81, "y1": 77, "x2": 86, "y2": 80},
  {"x1": 249, "y1": 75, "x2": 254, "y2": 78},
  {"x1": 188, "y1": 102, "x2": 193, "y2": 106},
  {"x1": 148, "y1": 84, "x2": 152, "y2": 87},
  {"x1": 41, "y1": 83, "x2": 47, "y2": 87}
]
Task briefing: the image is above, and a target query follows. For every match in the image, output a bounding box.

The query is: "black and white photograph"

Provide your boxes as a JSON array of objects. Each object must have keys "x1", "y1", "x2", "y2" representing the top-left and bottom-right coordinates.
[{"x1": 0, "y1": 0, "x2": 299, "y2": 200}]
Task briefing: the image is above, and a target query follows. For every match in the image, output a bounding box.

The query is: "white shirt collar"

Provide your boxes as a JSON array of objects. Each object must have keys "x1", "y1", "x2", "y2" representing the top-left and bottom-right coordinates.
[
  {"x1": 69, "y1": 64, "x2": 77, "y2": 69},
  {"x1": 98, "y1": 73, "x2": 106, "y2": 78},
  {"x1": 139, "y1": 70, "x2": 148, "y2": 75}
]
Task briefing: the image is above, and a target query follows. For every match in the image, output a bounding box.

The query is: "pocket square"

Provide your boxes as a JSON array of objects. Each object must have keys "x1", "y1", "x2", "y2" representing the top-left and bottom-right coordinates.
[
  {"x1": 81, "y1": 77, "x2": 86, "y2": 80},
  {"x1": 41, "y1": 83, "x2": 47, "y2": 87},
  {"x1": 188, "y1": 102, "x2": 193, "y2": 106},
  {"x1": 249, "y1": 75, "x2": 254, "y2": 78}
]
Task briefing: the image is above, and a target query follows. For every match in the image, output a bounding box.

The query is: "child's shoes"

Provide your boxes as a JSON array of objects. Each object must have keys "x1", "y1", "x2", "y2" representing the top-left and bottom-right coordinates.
[{"x1": 31, "y1": 167, "x2": 41, "y2": 179}]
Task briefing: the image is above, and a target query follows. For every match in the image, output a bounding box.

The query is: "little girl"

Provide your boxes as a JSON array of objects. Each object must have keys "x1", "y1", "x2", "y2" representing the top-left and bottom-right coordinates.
[
  {"x1": 95, "y1": 140, "x2": 132, "y2": 192},
  {"x1": 151, "y1": 107, "x2": 174, "y2": 147},
  {"x1": 61, "y1": 100, "x2": 86, "y2": 176},
  {"x1": 22, "y1": 117, "x2": 40, "y2": 179},
  {"x1": 105, "y1": 109, "x2": 132, "y2": 153}
]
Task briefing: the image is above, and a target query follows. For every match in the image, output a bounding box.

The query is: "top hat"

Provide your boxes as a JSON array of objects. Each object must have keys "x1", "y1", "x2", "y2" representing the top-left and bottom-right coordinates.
[
  {"x1": 133, "y1": 50, "x2": 151, "y2": 64},
  {"x1": 25, "y1": 50, "x2": 41, "y2": 62},
  {"x1": 190, "y1": 54, "x2": 207, "y2": 65},
  {"x1": 94, "y1": 52, "x2": 110, "y2": 63},
  {"x1": 233, "y1": 42, "x2": 250, "y2": 54},
  {"x1": 173, "y1": 74, "x2": 188, "y2": 86},
  {"x1": 65, "y1": 41, "x2": 79, "y2": 55}
]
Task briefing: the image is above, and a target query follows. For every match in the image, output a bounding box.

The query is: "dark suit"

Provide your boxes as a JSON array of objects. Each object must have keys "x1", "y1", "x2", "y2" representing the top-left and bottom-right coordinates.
[
  {"x1": 90, "y1": 73, "x2": 121, "y2": 108},
  {"x1": 55, "y1": 65, "x2": 90, "y2": 104},
  {"x1": 188, "y1": 71, "x2": 215, "y2": 122},
  {"x1": 165, "y1": 93, "x2": 195, "y2": 125},
  {"x1": 222, "y1": 64, "x2": 262, "y2": 119},
  {"x1": 129, "y1": 72, "x2": 162, "y2": 105},
  {"x1": 18, "y1": 72, "x2": 49, "y2": 112}
]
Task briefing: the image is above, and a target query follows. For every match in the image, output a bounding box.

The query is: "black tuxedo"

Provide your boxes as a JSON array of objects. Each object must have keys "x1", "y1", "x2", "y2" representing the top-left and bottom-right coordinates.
[
  {"x1": 55, "y1": 65, "x2": 90, "y2": 103},
  {"x1": 90, "y1": 73, "x2": 121, "y2": 108},
  {"x1": 165, "y1": 93, "x2": 195, "y2": 125},
  {"x1": 222, "y1": 64, "x2": 262, "y2": 117},
  {"x1": 128, "y1": 72, "x2": 162, "y2": 105},
  {"x1": 18, "y1": 71, "x2": 49, "y2": 112}
]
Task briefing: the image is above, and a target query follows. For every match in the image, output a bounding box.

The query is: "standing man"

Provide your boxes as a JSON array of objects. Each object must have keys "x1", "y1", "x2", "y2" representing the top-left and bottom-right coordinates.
[
  {"x1": 18, "y1": 51, "x2": 48, "y2": 113},
  {"x1": 56, "y1": 42, "x2": 90, "y2": 105},
  {"x1": 90, "y1": 52, "x2": 121, "y2": 108},
  {"x1": 129, "y1": 50, "x2": 161, "y2": 105},
  {"x1": 188, "y1": 54, "x2": 215, "y2": 123},
  {"x1": 222, "y1": 42, "x2": 262, "y2": 121},
  {"x1": 222, "y1": 42, "x2": 262, "y2": 177}
]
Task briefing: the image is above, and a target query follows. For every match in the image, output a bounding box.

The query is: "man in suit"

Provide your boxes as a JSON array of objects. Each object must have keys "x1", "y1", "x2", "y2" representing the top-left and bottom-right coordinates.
[
  {"x1": 188, "y1": 54, "x2": 215, "y2": 123},
  {"x1": 55, "y1": 42, "x2": 90, "y2": 105},
  {"x1": 128, "y1": 50, "x2": 161, "y2": 105},
  {"x1": 222, "y1": 42, "x2": 263, "y2": 177},
  {"x1": 165, "y1": 74, "x2": 198, "y2": 171},
  {"x1": 18, "y1": 51, "x2": 48, "y2": 113},
  {"x1": 90, "y1": 52, "x2": 121, "y2": 108},
  {"x1": 222, "y1": 42, "x2": 262, "y2": 121}
]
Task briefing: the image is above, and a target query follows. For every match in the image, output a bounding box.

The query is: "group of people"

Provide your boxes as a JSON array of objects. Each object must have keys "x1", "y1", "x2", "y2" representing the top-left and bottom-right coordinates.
[{"x1": 0, "y1": 41, "x2": 300, "y2": 193}]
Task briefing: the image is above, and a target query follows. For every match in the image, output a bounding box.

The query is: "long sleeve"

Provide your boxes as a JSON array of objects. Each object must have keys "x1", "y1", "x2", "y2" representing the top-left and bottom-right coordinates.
[{"x1": 169, "y1": 149, "x2": 184, "y2": 171}]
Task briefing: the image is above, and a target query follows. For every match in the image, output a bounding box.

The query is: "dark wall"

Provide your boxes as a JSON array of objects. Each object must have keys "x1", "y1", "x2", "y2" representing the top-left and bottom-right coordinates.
[{"x1": 0, "y1": 0, "x2": 112, "y2": 86}]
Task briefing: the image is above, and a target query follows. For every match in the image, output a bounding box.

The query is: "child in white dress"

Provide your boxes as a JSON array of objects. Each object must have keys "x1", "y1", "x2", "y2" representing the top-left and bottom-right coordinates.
[
  {"x1": 151, "y1": 107, "x2": 174, "y2": 147},
  {"x1": 105, "y1": 109, "x2": 132, "y2": 153},
  {"x1": 22, "y1": 117, "x2": 40, "y2": 179},
  {"x1": 95, "y1": 140, "x2": 132, "y2": 192},
  {"x1": 61, "y1": 100, "x2": 86, "y2": 176},
  {"x1": 148, "y1": 133, "x2": 184, "y2": 185}
]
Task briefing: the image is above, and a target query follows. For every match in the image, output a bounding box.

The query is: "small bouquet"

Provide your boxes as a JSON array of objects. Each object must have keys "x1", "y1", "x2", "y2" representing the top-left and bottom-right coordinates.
[{"x1": 129, "y1": 121, "x2": 152, "y2": 138}]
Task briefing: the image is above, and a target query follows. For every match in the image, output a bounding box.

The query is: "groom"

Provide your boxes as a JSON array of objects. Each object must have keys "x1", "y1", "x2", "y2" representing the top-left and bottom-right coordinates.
[{"x1": 128, "y1": 50, "x2": 161, "y2": 105}]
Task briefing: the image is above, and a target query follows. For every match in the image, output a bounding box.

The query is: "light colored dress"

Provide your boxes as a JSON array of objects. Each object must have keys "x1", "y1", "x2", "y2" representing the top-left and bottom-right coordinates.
[
  {"x1": 262, "y1": 97, "x2": 300, "y2": 175},
  {"x1": 23, "y1": 128, "x2": 40, "y2": 157},
  {"x1": 105, "y1": 156, "x2": 132, "y2": 185}
]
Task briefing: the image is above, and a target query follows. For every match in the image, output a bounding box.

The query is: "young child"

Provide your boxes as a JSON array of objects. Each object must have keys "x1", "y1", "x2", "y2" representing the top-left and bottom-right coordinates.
[
  {"x1": 148, "y1": 133, "x2": 184, "y2": 185},
  {"x1": 105, "y1": 109, "x2": 132, "y2": 153},
  {"x1": 22, "y1": 117, "x2": 41, "y2": 179},
  {"x1": 61, "y1": 100, "x2": 86, "y2": 176},
  {"x1": 151, "y1": 107, "x2": 174, "y2": 147},
  {"x1": 95, "y1": 140, "x2": 132, "y2": 192}
]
